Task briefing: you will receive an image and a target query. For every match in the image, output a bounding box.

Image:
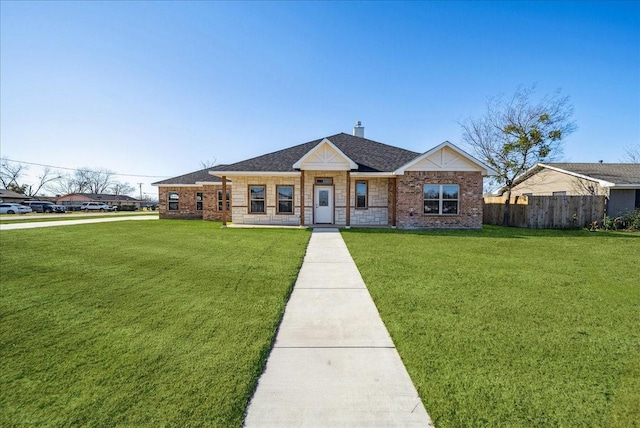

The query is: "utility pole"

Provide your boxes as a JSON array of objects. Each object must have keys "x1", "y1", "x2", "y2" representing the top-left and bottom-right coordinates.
[{"x1": 138, "y1": 183, "x2": 143, "y2": 202}]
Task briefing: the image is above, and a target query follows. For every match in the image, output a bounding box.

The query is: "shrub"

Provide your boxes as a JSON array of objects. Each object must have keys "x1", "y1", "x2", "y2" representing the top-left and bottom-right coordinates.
[
  {"x1": 603, "y1": 209, "x2": 640, "y2": 231},
  {"x1": 117, "y1": 204, "x2": 138, "y2": 211}
]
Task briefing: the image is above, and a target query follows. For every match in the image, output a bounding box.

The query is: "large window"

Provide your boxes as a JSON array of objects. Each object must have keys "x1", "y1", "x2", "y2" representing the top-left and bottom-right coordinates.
[
  {"x1": 277, "y1": 185, "x2": 294, "y2": 214},
  {"x1": 249, "y1": 185, "x2": 265, "y2": 213},
  {"x1": 355, "y1": 181, "x2": 367, "y2": 209},
  {"x1": 217, "y1": 189, "x2": 230, "y2": 211},
  {"x1": 196, "y1": 192, "x2": 203, "y2": 211},
  {"x1": 168, "y1": 192, "x2": 179, "y2": 211},
  {"x1": 423, "y1": 184, "x2": 459, "y2": 215}
]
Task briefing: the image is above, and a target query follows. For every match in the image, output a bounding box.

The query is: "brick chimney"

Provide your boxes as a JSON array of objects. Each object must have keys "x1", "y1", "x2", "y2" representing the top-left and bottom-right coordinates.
[{"x1": 353, "y1": 121, "x2": 364, "y2": 138}]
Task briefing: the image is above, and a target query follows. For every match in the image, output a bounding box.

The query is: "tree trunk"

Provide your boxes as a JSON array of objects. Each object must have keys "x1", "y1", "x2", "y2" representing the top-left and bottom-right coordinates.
[{"x1": 502, "y1": 189, "x2": 512, "y2": 226}]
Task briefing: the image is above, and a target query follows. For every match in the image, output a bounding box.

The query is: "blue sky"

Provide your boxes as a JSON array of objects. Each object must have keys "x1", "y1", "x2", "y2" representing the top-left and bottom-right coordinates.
[{"x1": 1, "y1": 1, "x2": 638, "y2": 197}]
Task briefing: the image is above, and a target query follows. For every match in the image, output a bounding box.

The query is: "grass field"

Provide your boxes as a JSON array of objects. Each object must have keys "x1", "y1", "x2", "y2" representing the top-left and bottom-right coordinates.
[
  {"x1": 0, "y1": 221, "x2": 310, "y2": 427},
  {"x1": 0, "y1": 211, "x2": 156, "y2": 224},
  {"x1": 342, "y1": 226, "x2": 640, "y2": 427}
]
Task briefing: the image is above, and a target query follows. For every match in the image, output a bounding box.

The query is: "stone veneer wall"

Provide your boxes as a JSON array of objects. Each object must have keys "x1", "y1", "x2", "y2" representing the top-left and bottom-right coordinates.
[
  {"x1": 304, "y1": 171, "x2": 348, "y2": 225},
  {"x1": 158, "y1": 185, "x2": 229, "y2": 221},
  {"x1": 230, "y1": 176, "x2": 301, "y2": 225},
  {"x1": 396, "y1": 171, "x2": 483, "y2": 229},
  {"x1": 350, "y1": 177, "x2": 389, "y2": 226}
]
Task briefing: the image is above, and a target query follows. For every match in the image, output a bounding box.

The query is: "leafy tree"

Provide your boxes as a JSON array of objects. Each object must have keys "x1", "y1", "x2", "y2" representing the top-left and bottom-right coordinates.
[{"x1": 461, "y1": 85, "x2": 576, "y2": 225}]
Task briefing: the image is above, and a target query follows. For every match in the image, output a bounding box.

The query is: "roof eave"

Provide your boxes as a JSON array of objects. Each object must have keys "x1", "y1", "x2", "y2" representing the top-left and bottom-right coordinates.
[{"x1": 209, "y1": 171, "x2": 300, "y2": 176}]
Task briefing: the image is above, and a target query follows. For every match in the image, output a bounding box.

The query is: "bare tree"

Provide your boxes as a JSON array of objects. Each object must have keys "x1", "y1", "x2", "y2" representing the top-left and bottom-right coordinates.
[
  {"x1": 461, "y1": 85, "x2": 576, "y2": 226},
  {"x1": 200, "y1": 158, "x2": 217, "y2": 169},
  {"x1": 621, "y1": 145, "x2": 640, "y2": 163},
  {"x1": 1, "y1": 158, "x2": 60, "y2": 196},
  {"x1": 0, "y1": 158, "x2": 28, "y2": 193}
]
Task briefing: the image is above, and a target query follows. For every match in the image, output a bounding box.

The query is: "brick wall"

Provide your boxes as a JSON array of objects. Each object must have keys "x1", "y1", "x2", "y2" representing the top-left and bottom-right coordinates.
[
  {"x1": 396, "y1": 171, "x2": 483, "y2": 229},
  {"x1": 158, "y1": 185, "x2": 230, "y2": 221}
]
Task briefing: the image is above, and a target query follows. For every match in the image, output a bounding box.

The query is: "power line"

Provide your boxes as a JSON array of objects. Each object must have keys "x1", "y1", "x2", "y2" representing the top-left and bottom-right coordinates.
[{"x1": 1, "y1": 158, "x2": 171, "y2": 179}]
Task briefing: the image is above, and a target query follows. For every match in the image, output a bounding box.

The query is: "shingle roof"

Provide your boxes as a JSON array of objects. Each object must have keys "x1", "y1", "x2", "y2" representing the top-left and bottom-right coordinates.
[
  {"x1": 544, "y1": 163, "x2": 640, "y2": 185},
  {"x1": 152, "y1": 168, "x2": 226, "y2": 186},
  {"x1": 212, "y1": 133, "x2": 421, "y2": 173},
  {"x1": 75, "y1": 193, "x2": 140, "y2": 201},
  {"x1": 0, "y1": 189, "x2": 31, "y2": 199}
]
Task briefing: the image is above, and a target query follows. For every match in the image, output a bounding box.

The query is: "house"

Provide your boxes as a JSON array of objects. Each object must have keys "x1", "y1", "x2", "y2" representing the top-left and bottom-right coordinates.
[
  {"x1": 0, "y1": 189, "x2": 31, "y2": 203},
  {"x1": 154, "y1": 123, "x2": 496, "y2": 229},
  {"x1": 503, "y1": 163, "x2": 640, "y2": 217},
  {"x1": 55, "y1": 193, "x2": 143, "y2": 209}
]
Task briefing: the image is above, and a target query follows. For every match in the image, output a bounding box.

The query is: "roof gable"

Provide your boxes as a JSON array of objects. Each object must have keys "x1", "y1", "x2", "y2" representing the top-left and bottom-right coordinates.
[
  {"x1": 394, "y1": 141, "x2": 496, "y2": 176},
  {"x1": 292, "y1": 138, "x2": 358, "y2": 170},
  {"x1": 211, "y1": 133, "x2": 420, "y2": 174}
]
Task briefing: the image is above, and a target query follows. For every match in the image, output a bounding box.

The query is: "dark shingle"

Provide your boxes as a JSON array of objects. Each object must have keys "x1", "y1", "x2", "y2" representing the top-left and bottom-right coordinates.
[
  {"x1": 545, "y1": 163, "x2": 640, "y2": 185},
  {"x1": 152, "y1": 168, "x2": 225, "y2": 185},
  {"x1": 211, "y1": 133, "x2": 420, "y2": 173}
]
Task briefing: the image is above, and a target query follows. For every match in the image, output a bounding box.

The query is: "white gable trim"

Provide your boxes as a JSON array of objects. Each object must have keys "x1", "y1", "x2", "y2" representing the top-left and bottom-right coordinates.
[
  {"x1": 394, "y1": 141, "x2": 497, "y2": 176},
  {"x1": 292, "y1": 138, "x2": 358, "y2": 170},
  {"x1": 538, "y1": 163, "x2": 615, "y2": 187}
]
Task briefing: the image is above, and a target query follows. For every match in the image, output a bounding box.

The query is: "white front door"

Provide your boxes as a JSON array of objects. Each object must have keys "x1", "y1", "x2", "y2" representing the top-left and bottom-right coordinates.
[{"x1": 314, "y1": 186, "x2": 333, "y2": 224}]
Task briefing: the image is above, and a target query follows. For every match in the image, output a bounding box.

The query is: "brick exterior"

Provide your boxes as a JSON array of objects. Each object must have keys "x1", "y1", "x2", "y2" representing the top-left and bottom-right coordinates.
[
  {"x1": 158, "y1": 172, "x2": 484, "y2": 228},
  {"x1": 157, "y1": 185, "x2": 231, "y2": 221},
  {"x1": 396, "y1": 171, "x2": 483, "y2": 229}
]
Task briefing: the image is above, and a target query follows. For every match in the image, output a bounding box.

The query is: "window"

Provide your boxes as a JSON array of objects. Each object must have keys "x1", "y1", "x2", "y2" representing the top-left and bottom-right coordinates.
[
  {"x1": 423, "y1": 184, "x2": 459, "y2": 215},
  {"x1": 315, "y1": 178, "x2": 333, "y2": 185},
  {"x1": 217, "y1": 189, "x2": 230, "y2": 211},
  {"x1": 196, "y1": 192, "x2": 203, "y2": 211},
  {"x1": 168, "y1": 192, "x2": 179, "y2": 210},
  {"x1": 355, "y1": 181, "x2": 367, "y2": 209},
  {"x1": 249, "y1": 185, "x2": 265, "y2": 213},
  {"x1": 277, "y1": 185, "x2": 294, "y2": 214},
  {"x1": 552, "y1": 191, "x2": 567, "y2": 196}
]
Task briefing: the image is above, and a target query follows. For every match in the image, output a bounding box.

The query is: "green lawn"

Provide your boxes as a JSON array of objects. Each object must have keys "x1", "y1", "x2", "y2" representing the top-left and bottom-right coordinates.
[
  {"x1": 0, "y1": 221, "x2": 310, "y2": 427},
  {"x1": 342, "y1": 226, "x2": 640, "y2": 428},
  {"x1": 0, "y1": 211, "x2": 157, "y2": 224}
]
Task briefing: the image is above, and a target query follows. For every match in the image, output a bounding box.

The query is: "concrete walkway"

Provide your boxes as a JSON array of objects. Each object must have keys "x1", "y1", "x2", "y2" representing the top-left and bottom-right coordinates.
[
  {"x1": 244, "y1": 228, "x2": 433, "y2": 427},
  {"x1": 0, "y1": 214, "x2": 158, "y2": 230}
]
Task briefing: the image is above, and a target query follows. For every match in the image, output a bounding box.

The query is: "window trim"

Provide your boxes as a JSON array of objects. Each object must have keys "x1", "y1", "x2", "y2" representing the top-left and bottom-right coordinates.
[
  {"x1": 217, "y1": 189, "x2": 230, "y2": 211},
  {"x1": 423, "y1": 184, "x2": 459, "y2": 215},
  {"x1": 355, "y1": 180, "x2": 368, "y2": 209},
  {"x1": 276, "y1": 185, "x2": 294, "y2": 215},
  {"x1": 168, "y1": 191, "x2": 179, "y2": 211},
  {"x1": 248, "y1": 184, "x2": 266, "y2": 214}
]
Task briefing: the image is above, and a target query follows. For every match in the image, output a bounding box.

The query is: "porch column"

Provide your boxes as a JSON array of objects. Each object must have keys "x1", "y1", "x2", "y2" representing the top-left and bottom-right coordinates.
[
  {"x1": 300, "y1": 171, "x2": 305, "y2": 226},
  {"x1": 391, "y1": 177, "x2": 397, "y2": 227},
  {"x1": 222, "y1": 176, "x2": 227, "y2": 228},
  {"x1": 346, "y1": 171, "x2": 351, "y2": 227}
]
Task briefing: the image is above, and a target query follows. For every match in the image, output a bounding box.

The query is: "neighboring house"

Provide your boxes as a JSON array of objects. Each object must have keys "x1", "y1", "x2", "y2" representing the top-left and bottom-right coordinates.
[
  {"x1": 502, "y1": 163, "x2": 640, "y2": 217},
  {"x1": 0, "y1": 189, "x2": 31, "y2": 203},
  {"x1": 155, "y1": 123, "x2": 496, "y2": 229},
  {"x1": 152, "y1": 168, "x2": 231, "y2": 221},
  {"x1": 55, "y1": 193, "x2": 143, "y2": 208}
]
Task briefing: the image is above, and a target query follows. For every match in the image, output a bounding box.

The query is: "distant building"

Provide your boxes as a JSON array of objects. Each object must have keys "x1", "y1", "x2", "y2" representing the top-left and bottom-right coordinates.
[
  {"x1": 0, "y1": 189, "x2": 31, "y2": 203},
  {"x1": 55, "y1": 193, "x2": 143, "y2": 208},
  {"x1": 497, "y1": 163, "x2": 640, "y2": 217}
]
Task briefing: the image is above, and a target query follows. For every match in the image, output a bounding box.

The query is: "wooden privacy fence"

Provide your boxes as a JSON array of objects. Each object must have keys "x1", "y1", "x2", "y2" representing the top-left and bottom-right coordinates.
[{"x1": 483, "y1": 195, "x2": 606, "y2": 229}]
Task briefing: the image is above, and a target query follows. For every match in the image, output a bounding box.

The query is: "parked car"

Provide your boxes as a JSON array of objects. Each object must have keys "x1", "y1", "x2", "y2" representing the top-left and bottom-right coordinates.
[
  {"x1": 22, "y1": 201, "x2": 66, "y2": 213},
  {"x1": 0, "y1": 203, "x2": 33, "y2": 214},
  {"x1": 80, "y1": 202, "x2": 117, "y2": 212}
]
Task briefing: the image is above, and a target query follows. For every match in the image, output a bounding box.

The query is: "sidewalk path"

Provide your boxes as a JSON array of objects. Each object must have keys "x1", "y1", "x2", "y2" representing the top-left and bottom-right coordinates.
[
  {"x1": 244, "y1": 228, "x2": 433, "y2": 427},
  {"x1": 0, "y1": 214, "x2": 158, "y2": 230}
]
